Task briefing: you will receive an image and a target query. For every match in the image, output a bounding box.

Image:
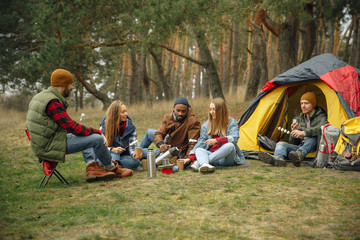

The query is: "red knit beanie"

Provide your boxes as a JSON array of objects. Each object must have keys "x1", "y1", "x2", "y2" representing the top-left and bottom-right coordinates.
[
  {"x1": 51, "y1": 69, "x2": 74, "y2": 87},
  {"x1": 300, "y1": 92, "x2": 317, "y2": 107}
]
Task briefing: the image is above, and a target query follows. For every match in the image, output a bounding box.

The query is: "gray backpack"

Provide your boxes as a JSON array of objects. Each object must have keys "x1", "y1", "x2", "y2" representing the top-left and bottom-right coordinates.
[
  {"x1": 311, "y1": 124, "x2": 340, "y2": 168},
  {"x1": 330, "y1": 152, "x2": 360, "y2": 171}
]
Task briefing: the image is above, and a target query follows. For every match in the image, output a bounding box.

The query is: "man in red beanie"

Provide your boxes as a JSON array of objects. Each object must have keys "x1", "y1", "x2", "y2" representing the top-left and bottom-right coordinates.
[
  {"x1": 259, "y1": 91, "x2": 328, "y2": 167},
  {"x1": 26, "y1": 69, "x2": 133, "y2": 182}
]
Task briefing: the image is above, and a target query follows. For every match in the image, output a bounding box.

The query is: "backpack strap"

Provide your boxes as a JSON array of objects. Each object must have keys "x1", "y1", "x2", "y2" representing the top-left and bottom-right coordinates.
[{"x1": 319, "y1": 124, "x2": 334, "y2": 157}]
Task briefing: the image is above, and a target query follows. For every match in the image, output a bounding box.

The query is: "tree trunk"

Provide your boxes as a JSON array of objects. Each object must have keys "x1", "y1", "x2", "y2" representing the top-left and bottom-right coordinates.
[
  {"x1": 301, "y1": 3, "x2": 316, "y2": 62},
  {"x1": 278, "y1": 13, "x2": 298, "y2": 72},
  {"x1": 118, "y1": 54, "x2": 127, "y2": 102},
  {"x1": 129, "y1": 47, "x2": 137, "y2": 104},
  {"x1": 223, "y1": 23, "x2": 233, "y2": 94},
  {"x1": 349, "y1": 16, "x2": 359, "y2": 66},
  {"x1": 165, "y1": 50, "x2": 173, "y2": 100},
  {"x1": 137, "y1": 52, "x2": 146, "y2": 103},
  {"x1": 333, "y1": 20, "x2": 341, "y2": 55},
  {"x1": 75, "y1": 72, "x2": 111, "y2": 110},
  {"x1": 193, "y1": 27, "x2": 224, "y2": 100},
  {"x1": 244, "y1": 22, "x2": 253, "y2": 87},
  {"x1": 114, "y1": 56, "x2": 121, "y2": 100},
  {"x1": 183, "y1": 35, "x2": 190, "y2": 97},
  {"x1": 245, "y1": 20, "x2": 264, "y2": 101},
  {"x1": 340, "y1": 20, "x2": 353, "y2": 62},
  {"x1": 267, "y1": 31, "x2": 276, "y2": 80},
  {"x1": 195, "y1": 57, "x2": 201, "y2": 98},
  {"x1": 245, "y1": 10, "x2": 268, "y2": 100},
  {"x1": 150, "y1": 50, "x2": 170, "y2": 100},
  {"x1": 231, "y1": 21, "x2": 240, "y2": 94},
  {"x1": 74, "y1": 86, "x2": 79, "y2": 112},
  {"x1": 79, "y1": 85, "x2": 84, "y2": 109},
  {"x1": 258, "y1": 34, "x2": 268, "y2": 90},
  {"x1": 356, "y1": 17, "x2": 360, "y2": 68},
  {"x1": 202, "y1": 68, "x2": 210, "y2": 98},
  {"x1": 325, "y1": 20, "x2": 335, "y2": 53}
]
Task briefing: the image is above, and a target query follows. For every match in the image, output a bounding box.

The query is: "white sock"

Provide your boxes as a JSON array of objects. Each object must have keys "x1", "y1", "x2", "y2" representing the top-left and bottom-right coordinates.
[
  {"x1": 105, "y1": 162, "x2": 116, "y2": 171},
  {"x1": 86, "y1": 160, "x2": 95, "y2": 166}
]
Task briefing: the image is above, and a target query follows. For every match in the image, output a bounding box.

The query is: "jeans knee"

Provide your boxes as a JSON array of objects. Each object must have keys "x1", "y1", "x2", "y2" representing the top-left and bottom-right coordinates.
[
  {"x1": 275, "y1": 141, "x2": 287, "y2": 150},
  {"x1": 93, "y1": 134, "x2": 104, "y2": 147},
  {"x1": 223, "y1": 142, "x2": 235, "y2": 151},
  {"x1": 121, "y1": 159, "x2": 140, "y2": 169},
  {"x1": 146, "y1": 129, "x2": 156, "y2": 136},
  {"x1": 196, "y1": 148, "x2": 207, "y2": 154}
]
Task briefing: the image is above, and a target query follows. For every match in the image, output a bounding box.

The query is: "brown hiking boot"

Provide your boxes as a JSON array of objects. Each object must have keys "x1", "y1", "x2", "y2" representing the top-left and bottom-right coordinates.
[
  {"x1": 111, "y1": 161, "x2": 134, "y2": 178},
  {"x1": 259, "y1": 151, "x2": 275, "y2": 165},
  {"x1": 273, "y1": 155, "x2": 287, "y2": 167},
  {"x1": 259, "y1": 152, "x2": 286, "y2": 167},
  {"x1": 289, "y1": 150, "x2": 305, "y2": 167},
  {"x1": 86, "y1": 161, "x2": 116, "y2": 182}
]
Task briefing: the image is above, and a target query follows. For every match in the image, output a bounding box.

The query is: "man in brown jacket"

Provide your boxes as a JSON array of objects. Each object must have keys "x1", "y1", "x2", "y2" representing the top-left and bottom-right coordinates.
[{"x1": 139, "y1": 97, "x2": 201, "y2": 165}]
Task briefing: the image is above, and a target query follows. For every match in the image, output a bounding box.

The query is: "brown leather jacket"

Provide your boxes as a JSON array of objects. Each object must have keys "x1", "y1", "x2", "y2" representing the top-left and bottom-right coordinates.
[{"x1": 154, "y1": 108, "x2": 200, "y2": 158}]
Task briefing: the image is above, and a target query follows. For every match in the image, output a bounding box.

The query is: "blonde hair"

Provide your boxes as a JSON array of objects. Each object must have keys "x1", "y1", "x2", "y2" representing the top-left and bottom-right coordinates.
[
  {"x1": 207, "y1": 98, "x2": 229, "y2": 136},
  {"x1": 105, "y1": 100, "x2": 125, "y2": 147}
]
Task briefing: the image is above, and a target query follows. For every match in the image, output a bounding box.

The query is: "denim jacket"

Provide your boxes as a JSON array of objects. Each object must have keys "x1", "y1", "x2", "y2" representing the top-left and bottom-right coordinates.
[{"x1": 191, "y1": 117, "x2": 245, "y2": 164}]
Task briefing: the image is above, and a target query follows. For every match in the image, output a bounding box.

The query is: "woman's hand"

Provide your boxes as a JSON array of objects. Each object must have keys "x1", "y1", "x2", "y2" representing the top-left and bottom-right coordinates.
[
  {"x1": 204, "y1": 138, "x2": 218, "y2": 146},
  {"x1": 132, "y1": 152, "x2": 143, "y2": 159},
  {"x1": 111, "y1": 147, "x2": 126, "y2": 154},
  {"x1": 102, "y1": 134, "x2": 108, "y2": 147},
  {"x1": 179, "y1": 158, "x2": 191, "y2": 164}
]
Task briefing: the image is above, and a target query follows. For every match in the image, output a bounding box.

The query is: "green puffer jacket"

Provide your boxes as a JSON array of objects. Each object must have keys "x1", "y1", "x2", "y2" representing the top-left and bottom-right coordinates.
[
  {"x1": 289, "y1": 106, "x2": 328, "y2": 145},
  {"x1": 26, "y1": 86, "x2": 68, "y2": 162}
]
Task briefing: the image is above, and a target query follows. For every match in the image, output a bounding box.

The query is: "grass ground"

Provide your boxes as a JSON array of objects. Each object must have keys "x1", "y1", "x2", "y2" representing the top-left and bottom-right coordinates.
[{"x1": 0, "y1": 95, "x2": 359, "y2": 240}]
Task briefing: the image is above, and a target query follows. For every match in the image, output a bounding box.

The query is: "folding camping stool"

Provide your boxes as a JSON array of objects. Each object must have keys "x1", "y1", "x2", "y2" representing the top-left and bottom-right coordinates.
[{"x1": 25, "y1": 129, "x2": 69, "y2": 187}]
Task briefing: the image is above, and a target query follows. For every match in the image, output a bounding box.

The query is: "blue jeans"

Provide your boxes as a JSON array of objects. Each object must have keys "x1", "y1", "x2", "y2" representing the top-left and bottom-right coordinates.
[
  {"x1": 195, "y1": 143, "x2": 237, "y2": 166},
  {"x1": 66, "y1": 133, "x2": 112, "y2": 166},
  {"x1": 110, "y1": 153, "x2": 140, "y2": 169},
  {"x1": 83, "y1": 148, "x2": 140, "y2": 170},
  {"x1": 139, "y1": 128, "x2": 161, "y2": 158},
  {"x1": 274, "y1": 137, "x2": 317, "y2": 160}
]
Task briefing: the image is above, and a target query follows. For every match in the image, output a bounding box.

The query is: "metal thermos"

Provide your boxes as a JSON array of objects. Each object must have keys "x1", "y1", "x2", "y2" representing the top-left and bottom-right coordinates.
[
  {"x1": 320, "y1": 144, "x2": 326, "y2": 152},
  {"x1": 147, "y1": 149, "x2": 156, "y2": 178}
]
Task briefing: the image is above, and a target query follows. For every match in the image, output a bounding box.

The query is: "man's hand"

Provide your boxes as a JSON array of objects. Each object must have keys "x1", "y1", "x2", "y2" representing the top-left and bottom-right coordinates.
[
  {"x1": 291, "y1": 122, "x2": 300, "y2": 131},
  {"x1": 290, "y1": 130, "x2": 305, "y2": 138},
  {"x1": 204, "y1": 138, "x2": 218, "y2": 146},
  {"x1": 159, "y1": 144, "x2": 171, "y2": 152},
  {"x1": 111, "y1": 147, "x2": 126, "y2": 154},
  {"x1": 179, "y1": 158, "x2": 191, "y2": 164}
]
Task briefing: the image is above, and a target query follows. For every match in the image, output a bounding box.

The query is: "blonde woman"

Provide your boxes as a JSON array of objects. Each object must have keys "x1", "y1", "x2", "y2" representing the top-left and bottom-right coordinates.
[
  {"x1": 190, "y1": 98, "x2": 245, "y2": 173},
  {"x1": 100, "y1": 100, "x2": 142, "y2": 170}
]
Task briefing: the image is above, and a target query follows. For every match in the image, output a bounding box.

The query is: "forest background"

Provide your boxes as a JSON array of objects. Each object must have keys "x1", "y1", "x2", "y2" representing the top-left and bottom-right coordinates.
[
  {"x1": 1, "y1": 0, "x2": 360, "y2": 109},
  {"x1": 1, "y1": 1, "x2": 360, "y2": 239}
]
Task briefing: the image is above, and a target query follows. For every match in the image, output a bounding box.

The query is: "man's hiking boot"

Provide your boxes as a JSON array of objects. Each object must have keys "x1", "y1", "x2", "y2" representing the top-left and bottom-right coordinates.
[
  {"x1": 259, "y1": 151, "x2": 286, "y2": 167},
  {"x1": 86, "y1": 162, "x2": 116, "y2": 183},
  {"x1": 289, "y1": 150, "x2": 305, "y2": 167},
  {"x1": 273, "y1": 155, "x2": 287, "y2": 167},
  {"x1": 259, "y1": 151, "x2": 274, "y2": 165},
  {"x1": 111, "y1": 160, "x2": 134, "y2": 178}
]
